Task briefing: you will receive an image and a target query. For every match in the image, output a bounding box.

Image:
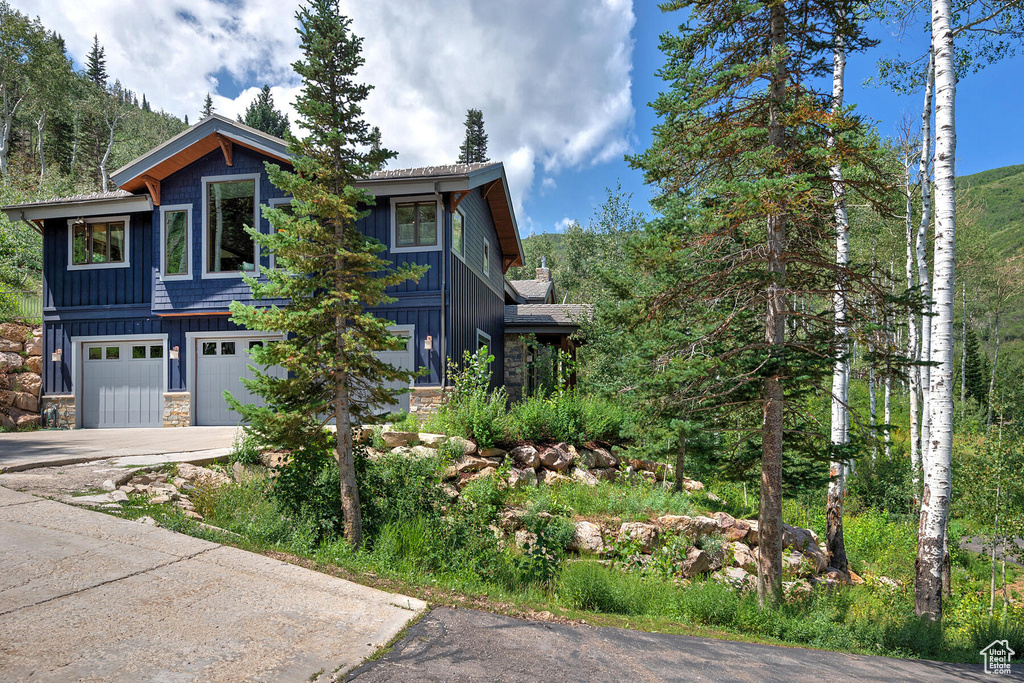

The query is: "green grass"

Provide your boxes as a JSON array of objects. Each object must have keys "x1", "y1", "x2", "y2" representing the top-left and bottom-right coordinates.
[{"x1": 511, "y1": 480, "x2": 695, "y2": 521}]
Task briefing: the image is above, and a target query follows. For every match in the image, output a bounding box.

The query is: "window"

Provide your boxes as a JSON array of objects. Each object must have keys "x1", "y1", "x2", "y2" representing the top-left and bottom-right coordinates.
[
  {"x1": 88, "y1": 346, "x2": 102, "y2": 360},
  {"x1": 68, "y1": 216, "x2": 129, "y2": 270},
  {"x1": 161, "y1": 205, "x2": 191, "y2": 278},
  {"x1": 202, "y1": 342, "x2": 217, "y2": 356},
  {"x1": 452, "y1": 209, "x2": 465, "y2": 257},
  {"x1": 149, "y1": 345, "x2": 163, "y2": 359},
  {"x1": 267, "y1": 197, "x2": 293, "y2": 269},
  {"x1": 476, "y1": 329, "x2": 491, "y2": 353},
  {"x1": 221, "y1": 341, "x2": 236, "y2": 355},
  {"x1": 105, "y1": 346, "x2": 120, "y2": 360},
  {"x1": 248, "y1": 340, "x2": 264, "y2": 351},
  {"x1": 482, "y1": 238, "x2": 491, "y2": 277},
  {"x1": 390, "y1": 197, "x2": 441, "y2": 253},
  {"x1": 132, "y1": 345, "x2": 147, "y2": 359},
  {"x1": 204, "y1": 175, "x2": 258, "y2": 276}
]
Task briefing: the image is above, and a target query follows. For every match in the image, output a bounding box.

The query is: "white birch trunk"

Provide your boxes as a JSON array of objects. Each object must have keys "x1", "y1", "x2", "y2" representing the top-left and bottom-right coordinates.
[
  {"x1": 917, "y1": 52, "x2": 935, "y2": 479},
  {"x1": 36, "y1": 111, "x2": 46, "y2": 180},
  {"x1": 960, "y1": 279, "x2": 967, "y2": 403},
  {"x1": 906, "y1": 149, "x2": 921, "y2": 494},
  {"x1": 100, "y1": 119, "x2": 115, "y2": 193},
  {"x1": 916, "y1": 0, "x2": 956, "y2": 621},
  {"x1": 826, "y1": 35, "x2": 850, "y2": 574},
  {"x1": 884, "y1": 374, "x2": 892, "y2": 459}
]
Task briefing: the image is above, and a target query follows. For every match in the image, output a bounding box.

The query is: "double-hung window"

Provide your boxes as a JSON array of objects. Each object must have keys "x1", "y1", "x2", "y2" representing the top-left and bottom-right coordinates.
[
  {"x1": 203, "y1": 174, "x2": 259, "y2": 276},
  {"x1": 160, "y1": 205, "x2": 191, "y2": 278},
  {"x1": 69, "y1": 216, "x2": 129, "y2": 270},
  {"x1": 391, "y1": 197, "x2": 440, "y2": 252}
]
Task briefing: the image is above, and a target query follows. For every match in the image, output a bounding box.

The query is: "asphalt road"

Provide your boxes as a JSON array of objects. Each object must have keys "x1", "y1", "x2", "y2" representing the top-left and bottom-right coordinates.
[
  {"x1": 347, "y1": 606, "x2": 1017, "y2": 683},
  {"x1": 961, "y1": 536, "x2": 1024, "y2": 567}
]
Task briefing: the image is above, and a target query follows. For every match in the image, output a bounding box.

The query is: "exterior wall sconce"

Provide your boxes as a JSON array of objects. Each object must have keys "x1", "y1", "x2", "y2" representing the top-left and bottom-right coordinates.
[
  {"x1": 51, "y1": 348, "x2": 62, "y2": 362},
  {"x1": 424, "y1": 335, "x2": 433, "y2": 351},
  {"x1": 169, "y1": 346, "x2": 180, "y2": 360}
]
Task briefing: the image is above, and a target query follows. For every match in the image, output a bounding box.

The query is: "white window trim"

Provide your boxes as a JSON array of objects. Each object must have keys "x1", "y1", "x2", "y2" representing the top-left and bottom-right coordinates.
[
  {"x1": 476, "y1": 328, "x2": 491, "y2": 352},
  {"x1": 451, "y1": 207, "x2": 466, "y2": 258},
  {"x1": 267, "y1": 196, "x2": 292, "y2": 270},
  {"x1": 159, "y1": 204, "x2": 192, "y2": 280},
  {"x1": 389, "y1": 195, "x2": 443, "y2": 254},
  {"x1": 67, "y1": 215, "x2": 131, "y2": 271},
  {"x1": 201, "y1": 172, "x2": 261, "y2": 279},
  {"x1": 482, "y1": 237, "x2": 491, "y2": 277},
  {"x1": 69, "y1": 334, "x2": 168, "y2": 429}
]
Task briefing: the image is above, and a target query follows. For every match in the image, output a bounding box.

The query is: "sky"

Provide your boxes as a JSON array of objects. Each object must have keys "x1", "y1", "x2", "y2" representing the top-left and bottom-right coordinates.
[{"x1": 15, "y1": 1, "x2": 1024, "y2": 236}]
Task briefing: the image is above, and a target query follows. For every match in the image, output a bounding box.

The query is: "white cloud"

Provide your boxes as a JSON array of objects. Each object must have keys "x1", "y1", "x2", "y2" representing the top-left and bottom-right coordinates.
[
  {"x1": 17, "y1": 0, "x2": 635, "y2": 222},
  {"x1": 541, "y1": 177, "x2": 557, "y2": 194},
  {"x1": 554, "y1": 217, "x2": 574, "y2": 233}
]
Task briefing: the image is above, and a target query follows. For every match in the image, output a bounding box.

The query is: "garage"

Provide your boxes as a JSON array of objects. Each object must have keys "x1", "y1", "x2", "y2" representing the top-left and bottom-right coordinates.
[
  {"x1": 80, "y1": 340, "x2": 164, "y2": 428},
  {"x1": 372, "y1": 326, "x2": 415, "y2": 414},
  {"x1": 194, "y1": 335, "x2": 285, "y2": 426}
]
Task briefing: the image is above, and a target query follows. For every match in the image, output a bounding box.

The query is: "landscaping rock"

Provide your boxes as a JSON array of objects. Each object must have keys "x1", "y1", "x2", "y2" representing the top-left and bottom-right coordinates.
[
  {"x1": 508, "y1": 467, "x2": 537, "y2": 489},
  {"x1": 570, "y1": 467, "x2": 599, "y2": 487},
  {"x1": 479, "y1": 447, "x2": 507, "y2": 460},
  {"x1": 713, "y1": 512, "x2": 751, "y2": 543},
  {"x1": 109, "y1": 490, "x2": 129, "y2": 503},
  {"x1": 176, "y1": 463, "x2": 231, "y2": 488},
  {"x1": 11, "y1": 372, "x2": 41, "y2": 397},
  {"x1": 440, "y1": 483, "x2": 460, "y2": 499},
  {"x1": 568, "y1": 521, "x2": 605, "y2": 554},
  {"x1": 182, "y1": 509, "x2": 204, "y2": 521},
  {"x1": 722, "y1": 566, "x2": 753, "y2": 586},
  {"x1": 628, "y1": 458, "x2": 674, "y2": 481},
  {"x1": 460, "y1": 466, "x2": 497, "y2": 488},
  {"x1": 680, "y1": 547, "x2": 711, "y2": 578},
  {"x1": 382, "y1": 431, "x2": 418, "y2": 448},
  {"x1": 745, "y1": 520, "x2": 759, "y2": 546},
  {"x1": 0, "y1": 322, "x2": 30, "y2": 342},
  {"x1": 24, "y1": 336, "x2": 42, "y2": 355},
  {"x1": 150, "y1": 494, "x2": 171, "y2": 505},
  {"x1": 25, "y1": 355, "x2": 42, "y2": 374},
  {"x1": 680, "y1": 478, "x2": 704, "y2": 492},
  {"x1": 657, "y1": 514, "x2": 721, "y2": 540},
  {"x1": 514, "y1": 529, "x2": 538, "y2": 549},
  {"x1": 417, "y1": 433, "x2": 449, "y2": 448},
  {"x1": 591, "y1": 447, "x2": 618, "y2": 469},
  {"x1": 231, "y1": 461, "x2": 264, "y2": 483},
  {"x1": 0, "y1": 351, "x2": 23, "y2": 370},
  {"x1": 510, "y1": 445, "x2": 540, "y2": 469},
  {"x1": 353, "y1": 426, "x2": 375, "y2": 444},
  {"x1": 848, "y1": 569, "x2": 865, "y2": 585},
  {"x1": 569, "y1": 446, "x2": 597, "y2": 469},
  {"x1": 618, "y1": 522, "x2": 660, "y2": 554},
  {"x1": 0, "y1": 339, "x2": 22, "y2": 352},
  {"x1": 447, "y1": 436, "x2": 477, "y2": 456},
  {"x1": 100, "y1": 479, "x2": 116, "y2": 492},
  {"x1": 537, "y1": 469, "x2": 569, "y2": 486},
  {"x1": 728, "y1": 541, "x2": 758, "y2": 572},
  {"x1": 823, "y1": 568, "x2": 850, "y2": 585},
  {"x1": 782, "y1": 523, "x2": 819, "y2": 553},
  {"x1": 592, "y1": 467, "x2": 618, "y2": 482},
  {"x1": 454, "y1": 455, "x2": 491, "y2": 474},
  {"x1": 539, "y1": 443, "x2": 572, "y2": 472},
  {"x1": 783, "y1": 550, "x2": 806, "y2": 573}
]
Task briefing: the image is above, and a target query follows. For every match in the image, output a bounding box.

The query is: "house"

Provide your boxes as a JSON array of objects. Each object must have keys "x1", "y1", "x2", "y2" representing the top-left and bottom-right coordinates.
[{"x1": 2, "y1": 115, "x2": 534, "y2": 428}]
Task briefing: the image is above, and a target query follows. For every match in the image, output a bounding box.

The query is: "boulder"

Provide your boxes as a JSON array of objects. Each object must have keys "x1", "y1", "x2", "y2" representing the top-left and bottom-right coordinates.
[
  {"x1": 176, "y1": 463, "x2": 231, "y2": 488},
  {"x1": 11, "y1": 372, "x2": 41, "y2": 397},
  {"x1": 782, "y1": 524, "x2": 819, "y2": 553},
  {"x1": 453, "y1": 455, "x2": 491, "y2": 474},
  {"x1": 713, "y1": 512, "x2": 751, "y2": 542},
  {"x1": 0, "y1": 322, "x2": 29, "y2": 343},
  {"x1": 514, "y1": 529, "x2": 538, "y2": 549},
  {"x1": 0, "y1": 339, "x2": 22, "y2": 353},
  {"x1": 537, "y1": 469, "x2": 570, "y2": 486},
  {"x1": 24, "y1": 337, "x2": 42, "y2": 356},
  {"x1": 508, "y1": 467, "x2": 537, "y2": 489},
  {"x1": 498, "y1": 508, "x2": 526, "y2": 531},
  {"x1": 25, "y1": 355, "x2": 42, "y2": 374},
  {"x1": 100, "y1": 479, "x2": 116, "y2": 491},
  {"x1": 381, "y1": 431, "x2": 418, "y2": 448},
  {"x1": 12, "y1": 391, "x2": 37, "y2": 412},
  {"x1": 150, "y1": 494, "x2": 171, "y2": 505},
  {"x1": 823, "y1": 568, "x2": 850, "y2": 585},
  {"x1": 480, "y1": 447, "x2": 507, "y2": 460},
  {"x1": 570, "y1": 446, "x2": 597, "y2": 469},
  {"x1": 109, "y1": 490, "x2": 129, "y2": 503},
  {"x1": 0, "y1": 352, "x2": 23, "y2": 371},
  {"x1": 783, "y1": 550, "x2": 806, "y2": 573},
  {"x1": 803, "y1": 545, "x2": 829, "y2": 574},
  {"x1": 591, "y1": 447, "x2": 618, "y2": 469},
  {"x1": 745, "y1": 520, "x2": 760, "y2": 546},
  {"x1": 728, "y1": 541, "x2": 758, "y2": 572},
  {"x1": 417, "y1": 433, "x2": 449, "y2": 448},
  {"x1": 16, "y1": 412, "x2": 39, "y2": 428},
  {"x1": 618, "y1": 522, "x2": 660, "y2": 553},
  {"x1": 0, "y1": 390, "x2": 12, "y2": 406},
  {"x1": 848, "y1": 569, "x2": 865, "y2": 585},
  {"x1": 539, "y1": 443, "x2": 572, "y2": 472},
  {"x1": 568, "y1": 521, "x2": 605, "y2": 554},
  {"x1": 182, "y1": 509, "x2": 204, "y2": 521},
  {"x1": 460, "y1": 466, "x2": 497, "y2": 488},
  {"x1": 570, "y1": 467, "x2": 599, "y2": 487},
  {"x1": 722, "y1": 566, "x2": 753, "y2": 586},
  {"x1": 510, "y1": 445, "x2": 540, "y2": 469},
  {"x1": 657, "y1": 514, "x2": 722, "y2": 540},
  {"x1": 628, "y1": 458, "x2": 674, "y2": 481},
  {"x1": 592, "y1": 467, "x2": 618, "y2": 482},
  {"x1": 680, "y1": 547, "x2": 712, "y2": 578},
  {"x1": 680, "y1": 478, "x2": 704, "y2": 492},
  {"x1": 231, "y1": 461, "x2": 264, "y2": 484},
  {"x1": 447, "y1": 436, "x2": 477, "y2": 456}
]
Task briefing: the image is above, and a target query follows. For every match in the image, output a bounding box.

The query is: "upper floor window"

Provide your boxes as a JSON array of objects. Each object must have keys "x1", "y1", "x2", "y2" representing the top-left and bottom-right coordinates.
[
  {"x1": 483, "y1": 237, "x2": 491, "y2": 277},
  {"x1": 203, "y1": 174, "x2": 259, "y2": 277},
  {"x1": 160, "y1": 204, "x2": 191, "y2": 279},
  {"x1": 68, "y1": 216, "x2": 129, "y2": 270},
  {"x1": 390, "y1": 197, "x2": 441, "y2": 253},
  {"x1": 452, "y1": 209, "x2": 465, "y2": 257},
  {"x1": 267, "y1": 197, "x2": 293, "y2": 269}
]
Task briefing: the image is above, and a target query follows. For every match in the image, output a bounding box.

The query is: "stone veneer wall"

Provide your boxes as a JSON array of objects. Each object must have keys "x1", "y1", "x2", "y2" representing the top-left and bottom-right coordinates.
[
  {"x1": 410, "y1": 387, "x2": 447, "y2": 414},
  {"x1": 0, "y1": 322, "x2": 43, "y2": 429},
  {"x1": 39, "y1": 394, "x2": 75, "y2": 429},
  {"x1": 504, "y1": 334, "x2": 528, "y2": 403},
  {"x1": 163, "y1": 392, "x2": 191, "y2": 427}
]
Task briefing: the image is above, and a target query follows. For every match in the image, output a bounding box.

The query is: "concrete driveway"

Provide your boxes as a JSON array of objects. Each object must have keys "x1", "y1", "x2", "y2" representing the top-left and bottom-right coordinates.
[
  {"x1": 0, "y1": 486, "x2": 426, "y2": 682},
  {"x1": 0, "y1": 426, "x2": 239, "y2": 472}
]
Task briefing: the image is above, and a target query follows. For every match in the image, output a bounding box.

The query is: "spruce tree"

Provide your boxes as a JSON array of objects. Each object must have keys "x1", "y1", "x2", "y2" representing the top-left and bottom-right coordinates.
[
  {"x1": 457, "y1": 108, "x2": 489, "y2": 164},
  {"x1": 228, "y1": 0, "x2": 426, "y2": 549},
  {"x1": 200, "y1": 92, "x2": 214, "y2": 119},
  {"x1": 85, "y1": 34, "x2": 106, "y2": 87},
  {"x1": 963, "y1": 327, "x2": 989, "y2": 406},
  {"x1": 238, "y1": 85, "x2": 290, "y2": 137},
  {"x1": 141, "y1": 93, "x2": 150, "y2": 112}
]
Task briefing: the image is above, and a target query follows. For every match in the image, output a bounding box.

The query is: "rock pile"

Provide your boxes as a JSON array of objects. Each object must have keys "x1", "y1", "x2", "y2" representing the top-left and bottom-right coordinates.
[
  {"x1": 122, "y1": 464, "x2": 232, "y2": 521},
  {"x1": 0, "y1": 322, "x2": 43, "y2": 429}
]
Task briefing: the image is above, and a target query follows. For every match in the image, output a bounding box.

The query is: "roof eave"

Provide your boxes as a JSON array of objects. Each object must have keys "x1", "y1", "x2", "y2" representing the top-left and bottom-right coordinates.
[{"x1": 3, "y1": 194, "x2": 153, "y2": 222}]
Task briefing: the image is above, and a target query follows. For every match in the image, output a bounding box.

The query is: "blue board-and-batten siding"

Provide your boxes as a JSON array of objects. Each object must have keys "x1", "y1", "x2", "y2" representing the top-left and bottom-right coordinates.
[
  {"x1": 153, "y1": 146, "x2": 290, "y2": 313},
  {"x1": 448, "y1": 255, "x2": 504, "y2": 390}
]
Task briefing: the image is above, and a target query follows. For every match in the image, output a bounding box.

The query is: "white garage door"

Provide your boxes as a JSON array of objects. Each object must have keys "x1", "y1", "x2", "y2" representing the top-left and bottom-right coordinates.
[
  {"x1": 195, "y1": 336, "x2": 285, "y2": 426},
  {"x1": 81, "y1": 341, "x2": 164, "y2": 428}
]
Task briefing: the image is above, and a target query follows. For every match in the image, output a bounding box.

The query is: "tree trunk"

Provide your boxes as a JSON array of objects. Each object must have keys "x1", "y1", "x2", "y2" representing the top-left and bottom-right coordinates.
[
  {"x1": 960, "y1": 279, "x2": 967, "y2": 403},
  {"x1": 916, "y1": 0, "x2": 955, "y2": 622},
  {"x1": 674, "y1": 437, "x2": 686, "y2": 493},
  {"x1": 917, "y1": 51, "x2": 935, "y2": 480},
  {"x1": 986, "y1": 300, "x2": 1000, "y2": 425},
  {"x1": 826, "y1": 34, "x2": 850, "y2": 576},
  {"x1": 100, "y1": 118, "x2": 116, "y2": 193},
  {"x1": 334, "y1": 373, "x2": 362, "y2": 549},
  {"x1": 758, "y1": 1, "x2": 787, "y2": 608},
  {"x1": 906, "y1": 146, "x2": 921, "y2": 502},
  {"x1": 70, "y1": 113, "x2": 79, "y2": 173},
  {"x1": 884, "y1": 374, "x2": 892, "y2": 459}
]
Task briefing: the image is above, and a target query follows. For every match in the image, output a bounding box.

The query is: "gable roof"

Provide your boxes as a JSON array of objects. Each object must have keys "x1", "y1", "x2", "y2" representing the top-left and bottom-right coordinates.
[
  {"x1": 508, "y1": 278, "x2": 553, "y2": 303},
  {"x1": 110, "y1": 114, "x2": 291, "y2": 194},
  {"x1": 504, "y1": 304, "x2": 593, "y2": 333}
]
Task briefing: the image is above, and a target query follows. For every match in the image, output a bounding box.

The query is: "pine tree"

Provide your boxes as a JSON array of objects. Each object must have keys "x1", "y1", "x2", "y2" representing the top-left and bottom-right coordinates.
[
  {"x1": 238, "y1": 85, "x2": 289, "y2": 137},
  {"x1": 457, "y1": 108, "x2": 489, "y2": 164},
  {"x1": 200, "y1": 92, "x2": 214, "y2": 119},
  {"x1": 85, "y1": 34, "x2": 106, "y2": 87},
  {"x1": 228, "y1": 0, "x2": 426, "y2": 550},
  {"x1": 963, "y1": 327, "x2": 989, "y2": 406},
  {"x1": 184, "y1": 114, "x2": 189, "y2": 126},
  {"x1": 141, "y1": 93, "x2": 150, "y2": 112}
]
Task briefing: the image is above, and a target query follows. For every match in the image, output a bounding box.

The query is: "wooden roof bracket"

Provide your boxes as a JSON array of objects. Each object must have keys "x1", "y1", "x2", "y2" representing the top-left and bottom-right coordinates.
[
  {"x1": 214, "y1": 133, "x2": 234, "y2": 167},
  {"x1": 450, "y1": 190, "x2": 471, "y2": 213},
  {"x1": 140, "y1": 175, "x2": 161, "y2": 206},
  {"x1": 481, "y1": 179, "x2": 501, "y2": 201}
]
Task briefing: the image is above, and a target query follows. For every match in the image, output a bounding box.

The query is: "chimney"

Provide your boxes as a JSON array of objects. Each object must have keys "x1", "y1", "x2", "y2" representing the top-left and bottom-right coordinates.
[{"x1": 536, "y1": 256, "x2": 551, "y2": 282}]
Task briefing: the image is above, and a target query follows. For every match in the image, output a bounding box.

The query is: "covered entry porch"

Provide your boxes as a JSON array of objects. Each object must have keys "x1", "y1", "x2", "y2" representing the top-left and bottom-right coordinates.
[{"x1": 502, "y1": 304, "x2": 592, "y2": 402}]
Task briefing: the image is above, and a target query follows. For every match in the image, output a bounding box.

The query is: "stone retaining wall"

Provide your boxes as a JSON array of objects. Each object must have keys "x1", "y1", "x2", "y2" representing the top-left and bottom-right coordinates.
[
  {"x1": 40, "y1": 394, "x2": 75, "y2": 429},
  {"x1": 163, "y1": 392, "x2": 191, "y2": 427},
  {"x1": 0, "y1": 322, "x2": 43, "y2": 429},
  {"x1": 410, "y1": 387, "x2": 447, "y2": 414}
]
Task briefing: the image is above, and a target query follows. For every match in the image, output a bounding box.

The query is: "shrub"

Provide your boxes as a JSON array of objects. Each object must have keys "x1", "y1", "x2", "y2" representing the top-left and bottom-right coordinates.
[
  {"x1": 673, "y1": 581, "x2": 742, "y2": 626},
  {"x1": 428, "y1": 348, "x2": 508, "y2": 447},
  {"x1": 504, "y1": 390, "x2": 629, "y2": 445},
  {"x1": 557, "y1": 560, "x2": 669, "y2": 615},
  {"x1": 229, "y1": 429, "x2": 264, "y2": 466}
]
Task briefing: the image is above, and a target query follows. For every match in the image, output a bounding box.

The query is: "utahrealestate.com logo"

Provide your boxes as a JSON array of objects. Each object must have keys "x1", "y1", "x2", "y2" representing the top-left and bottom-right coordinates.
[{"x1": 981, "y1": 640, "x2": 1016, "y2": 676}]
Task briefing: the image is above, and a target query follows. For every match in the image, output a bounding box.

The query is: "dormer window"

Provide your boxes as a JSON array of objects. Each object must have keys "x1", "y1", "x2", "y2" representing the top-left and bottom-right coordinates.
[
  {"x1": 203, "y1": 173, "x2": 260, "y2": 277},
  {"x1": 68, "y1": 216, "x2": 130, "y2": 270},
  {"x1": 390, "y1": 196, "x2": 442, "y2": 253}
]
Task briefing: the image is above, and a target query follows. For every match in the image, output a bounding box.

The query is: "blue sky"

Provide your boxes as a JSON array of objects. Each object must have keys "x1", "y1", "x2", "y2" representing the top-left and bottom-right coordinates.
[{"x1": 17, "y1": 1, "x2": 1024, "y2": 236}]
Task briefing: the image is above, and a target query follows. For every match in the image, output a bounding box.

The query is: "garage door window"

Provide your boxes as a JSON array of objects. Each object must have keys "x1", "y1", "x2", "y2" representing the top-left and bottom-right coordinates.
[
  {"x1": 132, "y1": 345, "x2": 147, "y2": 359},
  {"x1": 88, "y1": 346, "x2": 102, "y2": 360},
  {"x1": 150, "y1": 345, "x2": 163, "y2": 359},
  {"x1": 105, "y1": 347, "x2": 119, "y2": 360},
  {"x1": 202, "y1": 342, "x2": 217, "y2": 356},
  {"x1": 221, "y1": 341, "x2": 236, "y2": 355}
]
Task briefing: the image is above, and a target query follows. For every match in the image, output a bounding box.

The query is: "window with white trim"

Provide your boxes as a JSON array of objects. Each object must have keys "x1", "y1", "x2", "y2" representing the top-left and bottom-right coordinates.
[
  {"x1": 161, "y1": 205, "x2": 191, "y2": 278},
  {"x1": 69, "y1": 216, "x2": 129, "y2": 269},
  {"x1": 390, "y1": 197, "x2": 441, "y2": 253},
  {"x1": 482, "y1": 238, "x2": 491, "y2": 277},
  {"x1": 452, "y1": 209, "x2": 465, "y2": 256},
  {"x1": 204, "y1": 175, "x2": 258, "y2": 275}
]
